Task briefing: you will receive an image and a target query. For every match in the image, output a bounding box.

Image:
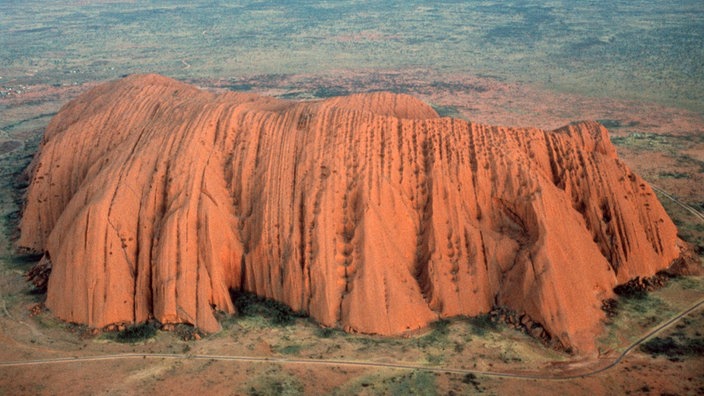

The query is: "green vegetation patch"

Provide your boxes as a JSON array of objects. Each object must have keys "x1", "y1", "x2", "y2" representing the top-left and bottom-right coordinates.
[
  {"x1": 656, "y1": 188, "x2": 704, "y2": 255},
  {"x1": 315, "y1": 326, "x2": 338, "y2": 338},
  {"x1": 658, "y1": 171, "x2": 690, "y2": 179},
  {"x1": 174, "y1": 323, "x2": 204, "y2": 341},
  {"x1": 415, "y1": 318, "x2": 451, "y2": 348},
  {"x1": 335, "y1": 370, "x2": 438, "y2": 396},
  {"x1": 468, "y1": 313, "x2": 499, "y2": 336},
  {"x1": 223, "y1": 83, "x2": 253, "y2": 91},
  {"x1": 274, "y1": 344, "x2": 303, "y2": 355},
  {"x1": 431, "y1": 104, "x2": 462, "y2": 119},
  {"x1": 349, "y1": 333, "x2": 403, "y2": 351},
  {"x1": 610, "y1": 132, "x2": 704, "y2": 173},
  {"x1": 596, "y1": 119, "x2": 641, "y2": 129},
  {"x1": 676, "y1": 222, "x2": 704, "y2": 256},
  {"x1": 610, "y1": 132, "x2": 674, "y2": 152},
  {"x1": 232, "y1": 291, "x2": 307, "y2": 326},
  {"x1": 312, "y1": 86, "x2": 349, "y2": 98},
  {"x1": 113, "y1": 322, "x2": 159, "y2": 343},
  {"x1": 599, "y1": 290, "x2": 677, "y2": 350},
  {"x1": 386, "y1": 370, "x2": 438, "y2": 395},
  {"x1": 640, "y1": 336, "x2": 704, "y2": 359},
  {"x1": 670, "y1": 275, "x2": 704, "y2": 291},
  {"x1": 618, "y1": 292, "x2": 668, "y2": 315}
]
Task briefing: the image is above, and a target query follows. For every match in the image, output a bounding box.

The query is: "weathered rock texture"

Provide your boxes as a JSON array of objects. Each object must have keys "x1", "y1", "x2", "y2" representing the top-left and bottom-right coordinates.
[{"x1": 19, "y1": 74, "x2": 684, "y2": 353}]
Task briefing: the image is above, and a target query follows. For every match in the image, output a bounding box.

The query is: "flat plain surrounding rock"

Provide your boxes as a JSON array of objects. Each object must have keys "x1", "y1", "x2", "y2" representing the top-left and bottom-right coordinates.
[{"x1": 19, "y1": 74, "x2": 684, "y2": 353}]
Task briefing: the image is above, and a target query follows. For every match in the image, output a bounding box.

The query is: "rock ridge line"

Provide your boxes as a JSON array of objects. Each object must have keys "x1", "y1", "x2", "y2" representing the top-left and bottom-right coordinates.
[{"x1": 19, "y1": 74, "x2": 684, "y2": 353}]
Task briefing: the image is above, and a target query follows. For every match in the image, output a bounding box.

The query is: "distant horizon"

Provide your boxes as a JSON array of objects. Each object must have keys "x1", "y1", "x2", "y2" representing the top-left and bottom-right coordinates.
[
  {"x1": 1, "y1": 2, "x2": 703, "y2": 394},
  {"x1": 2, "y1": 0, "x2": 703, "y2": 113}
]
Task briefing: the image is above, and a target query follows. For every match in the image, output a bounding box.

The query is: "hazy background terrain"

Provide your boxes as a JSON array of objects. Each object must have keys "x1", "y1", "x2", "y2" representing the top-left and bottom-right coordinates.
[
  {"x1": 1, "y1": 2, "x2": 703, "y2": 394},
  {"x1": 2, "y1": 0, "x2": 703, "y2": 112}
]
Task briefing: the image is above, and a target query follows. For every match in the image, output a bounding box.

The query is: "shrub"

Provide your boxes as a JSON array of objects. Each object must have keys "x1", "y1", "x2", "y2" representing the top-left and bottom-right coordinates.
[
  {"x1": 614, "y1": 279, "x2": 647, "y2": 299},
  {"x1": 601, "y1": 298, "x2": 618, "y2": 318},
  {"x1": 387, "y1": 371, "x2": 437, "y2": 396},
  {"x1": 468, "y1": 314, "x2": 497, "y2": 336},
  {"x1": 114, "y1": 322, "x2": 158, "y2": 343},
  {"x1": 415, "y1": 319, "x2": 451, "y2": 347},
  {"x1": 462, "y1": 373, "x2": 483, "y2": 392},
  {"x1": 232, "y1": 291, "x2": 306, "y2": 326},
  {"x1": 174, "y1": 324, "x2": 203, "y2": 341},
  {"x1": 25, "y1": 256, "x2": 52, "y2": 293},
  {"x1": 276, "y1": 344, "x2": 303, "y2": 355},
  {"x1": 640, "y1": 336, "x2": 704, "y2": 358},
  {"x1": 316, "y1": 327, "x2": 336, "y2": 338}
]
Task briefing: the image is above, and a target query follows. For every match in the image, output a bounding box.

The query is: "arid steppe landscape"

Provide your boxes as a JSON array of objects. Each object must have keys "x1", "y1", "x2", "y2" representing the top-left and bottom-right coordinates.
[{"x1": 1, "y1": 1, "x2": 703, "y2": 395}]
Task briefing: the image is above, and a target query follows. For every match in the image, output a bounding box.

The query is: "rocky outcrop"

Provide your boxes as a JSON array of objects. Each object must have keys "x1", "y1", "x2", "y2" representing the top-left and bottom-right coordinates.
[{"x1": 18, "y1": 74, "x2": 684, "y2": 353}]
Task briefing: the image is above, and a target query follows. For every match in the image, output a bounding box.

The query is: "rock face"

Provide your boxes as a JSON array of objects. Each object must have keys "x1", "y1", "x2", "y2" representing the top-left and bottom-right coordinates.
[{"x1": 19, "y1": 74, "x2": 683, "y2": 353}]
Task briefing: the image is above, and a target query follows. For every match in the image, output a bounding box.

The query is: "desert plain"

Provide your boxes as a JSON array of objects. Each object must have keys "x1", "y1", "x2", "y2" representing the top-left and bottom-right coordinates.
[{"x1": 1, "y1": 1, "x2": 703, "y2": 395}]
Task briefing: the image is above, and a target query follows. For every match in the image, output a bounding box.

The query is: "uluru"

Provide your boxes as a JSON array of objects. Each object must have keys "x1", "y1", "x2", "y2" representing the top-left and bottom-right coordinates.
[{"x1": 18, "y1": 74, "x2": 689, "y2": 354}]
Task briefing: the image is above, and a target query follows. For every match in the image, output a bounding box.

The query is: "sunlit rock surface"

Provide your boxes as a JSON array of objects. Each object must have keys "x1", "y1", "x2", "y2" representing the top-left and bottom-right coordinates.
[{"x1": 19, "y1": 74, "x2": 683, "y2": 353}]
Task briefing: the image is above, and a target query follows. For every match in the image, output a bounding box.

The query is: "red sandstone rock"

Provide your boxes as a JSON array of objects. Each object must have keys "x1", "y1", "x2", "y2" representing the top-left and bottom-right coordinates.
[{"x1": 18, "y1": 74, "x2": 684, "y2": 353}]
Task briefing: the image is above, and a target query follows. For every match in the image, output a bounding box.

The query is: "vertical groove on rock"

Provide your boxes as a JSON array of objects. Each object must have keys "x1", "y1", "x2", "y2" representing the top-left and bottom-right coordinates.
[{"x1": 19, "y1": 75, "x2": 687, "y2": 353}]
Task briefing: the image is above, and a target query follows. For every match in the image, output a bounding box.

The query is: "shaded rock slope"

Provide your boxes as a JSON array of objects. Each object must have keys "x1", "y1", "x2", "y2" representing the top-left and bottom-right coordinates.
[{"x1": 19, "y1": 74, "x2": 685, "y2": 353}]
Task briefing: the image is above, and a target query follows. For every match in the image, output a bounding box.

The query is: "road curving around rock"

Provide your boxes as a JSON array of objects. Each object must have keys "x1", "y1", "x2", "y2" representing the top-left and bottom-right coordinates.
[{"x1": 1, "y1": 294, "x2": 702, "y2": 381}]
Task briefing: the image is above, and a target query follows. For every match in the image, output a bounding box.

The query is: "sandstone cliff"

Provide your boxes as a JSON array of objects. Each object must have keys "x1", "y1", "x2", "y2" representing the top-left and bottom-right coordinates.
[{"x1": 19, "y1": 74, "x2": 683, "y2": 353}]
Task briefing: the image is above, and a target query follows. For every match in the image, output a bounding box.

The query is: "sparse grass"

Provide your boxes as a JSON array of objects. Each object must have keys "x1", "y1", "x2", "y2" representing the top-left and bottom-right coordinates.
[
  {"x1": 499, "y1": 343, "x2": 523, "y2": 363},
  {"x1": 611, "y1": 133, "x2": 704, "y2": 176},
  {"x1": 350, "y1": 334, "x2": 403, "y2": 351},
  {"x1": 246, "y1": 368, "x2": 304, "y2": 396},
  {"x1": 386, "y1": 370, "x2": 437, "y2": 395},
  {"x1": 336, "y1": 370, "x2": 438, "y2": 396},
  {"x1": 275, "y1": 344, "x2": 303, "y2": 355},
  {"x1": 63, "y1": 322, "x2": 95, "y2": 339},
  {"x1": 598, "y1": 275, "x2": 704, "y2": 353},
  {"x1": 468, "y1": 313, "x2": 499, "y2": 336},
  {"x1": 415, "y1": 318, "x2": 450, "y2": 348},
  {"x1": 676, "y1": 222, "x2": 704, "y2": 256},
  {"x1": 671, "y1": 276, "x2": 704, "y2": 291},
  {"x1": 462, "y1": 373, "x2": 484, "y2": 393},
  {"x1": 425, "y1": 353, "x2": 444, "y2": 365},
  {"x1": 315, "y1": 326, "x2": 337, "y2": 338},
  {"x1": 610, "y1": 132, "x2": 677, "y2": 153},
  {"x1": 31, "y1": 310, "x2": 63, "y2": 329},
  {"x1": 213, "y1": 309, "x2": 239, "y2": 329},
  {"x1": 656, "y1": 192, "x2": 704, "y2": 256},
  {"x1": 618, "y1": 293, "x2": 667, "y2": 315}
]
